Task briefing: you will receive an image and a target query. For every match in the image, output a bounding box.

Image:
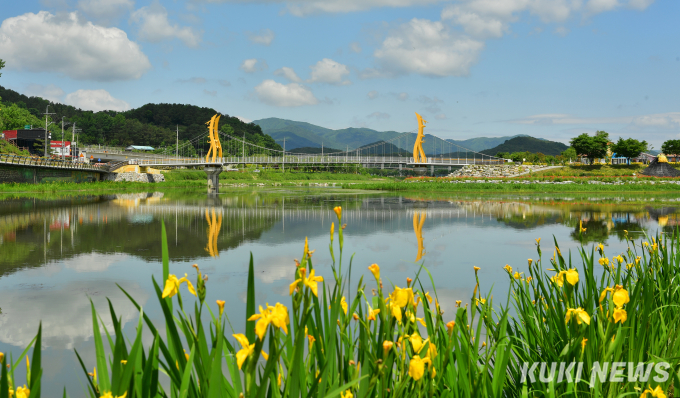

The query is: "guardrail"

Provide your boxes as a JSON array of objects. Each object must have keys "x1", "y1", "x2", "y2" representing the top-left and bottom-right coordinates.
[{"x1": 0, "y1": 154, "x2": 107, "y2": 171}]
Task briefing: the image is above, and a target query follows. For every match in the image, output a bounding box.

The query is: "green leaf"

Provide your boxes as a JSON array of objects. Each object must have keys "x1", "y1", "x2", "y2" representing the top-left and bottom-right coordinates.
[{"x1": 246, "y1": 252, "x2": 256, "y2": 344}]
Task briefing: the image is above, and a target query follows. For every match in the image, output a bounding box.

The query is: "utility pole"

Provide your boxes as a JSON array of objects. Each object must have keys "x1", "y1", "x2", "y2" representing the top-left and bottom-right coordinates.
[
  {"x1": 61, "y1": 116, "x2": 65, "y2": 160},
  {"x1": 43, "y1": 105, "x2": 55, "y2": 157},
  {"x1": 176, "y1": 125, "x2": 179, "y2": 158},
  {"x1": 283, "y1": 137, "x2": 285, "y2": 173}
]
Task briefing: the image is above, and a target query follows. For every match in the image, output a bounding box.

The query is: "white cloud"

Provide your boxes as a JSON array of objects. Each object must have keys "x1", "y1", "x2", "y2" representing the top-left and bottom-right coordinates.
[
  {"x1": 77, "y1": 0, "x2": 134, "y2": 25},
  {"x1": 307, "y1": 58, "x2": 351, "y2": 85},
  {"x1": 373, "y1": 19, "x2": 484, "y2": 77},
  {"x1": 631, "y1": 113, "x2": 680, "y2": 129},
  {"x1": 273, "y1": 66, "x2": 302, "y2": 82},
  {"x1": 66, "y1": 252, "x2": 128, "y2": 272},
  {"x1": 367, "y1": 111, "x2": 390, "y2": 119},
  {"x1": 240, "y1": 58, "x2": 268, "y2": 73},
  {"x1": 283, "y1": 0, "x2": 446, "y2": 16},
  {"x1": 219, "y1": 79, "x2": 231, "y2": 87},
  {"x1": 130, "y1": 1, "x2": 201, "y2": 47},
  {"x1": 586, "y1": 0, "x2": 620, "y2": 14},
  {"x1": 367, "y1": 90, "x2": 379, "y2": 99},
  {"x1": 441, "y1": 4, "x2": 509, "y2": 38},
  {"x1": 236, "y1": 115, "x2": 252, "y2": 123},
  {"x1": 554, "y1": 26, "x2": 570, "y2": 36},
  {"x1": 254, "y1": 79, "x2": 318, "y2": 107},
  {"x1": 176, "y1": 77, "x2": 206, "y2": 84},
  {"x1": 435, "y1": 114, "x2": 447, "y2": 120},
  {"x1": 0, "y1": 280, "x2": 148, "y2": 349},
  {"x1": 65, "y1": 89, "x2": 131, "y2": 112},
  {"x1": 0, "y1": 11, "x2": 150, "y2": 81},
  {"x1": 246, "y1": 28, "x2": 275, "y2": 45},
  {"x1": 24, "y1": 84, "x2": 65, "y2": 102},
  {"x1": 349, "y1": 42, "x2": 362, "y2": 53},
  {"x1": 396, "y1": 92, "x2": 409, "y2": 101}
]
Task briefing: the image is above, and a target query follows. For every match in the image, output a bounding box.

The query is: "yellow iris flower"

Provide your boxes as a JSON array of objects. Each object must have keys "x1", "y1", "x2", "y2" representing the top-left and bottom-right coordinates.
[
  {"x1": 368, "y1": 264, "x2": 380, "y2": 280},
  {"x1": 408, "y1": 355, "x2": 431, "y2": 381},
  {"x1": 389, "y1": 301, "x2": 402, "y2": 323},
  {"x1": 612, "y1": 286, "x2": 630, "y2": 308},
  {"x1": 367, "y1": 307, "x2": 380, "y2": 321},
  {"x1": 289, "y1": 268, "x2": 324, "y2": 297},
  {"x1": 565, "y1": 308, "x2": 591, "y2": 325},
  {"x1": 613, "y1": 308, "x2": 627, "y2": 323},
  {"x1": 216, "y1": 300, "x2": 225, "y2": 316},
  {"x1": 640, "y1": 384, "x2": 667, "y2": 398},
  {"x1": 161, "y1": 274, "x2": 196, "y2": 299},
  {"x1": 333, "y1": 206, "x2": 342, "y2": 220},
  {"x1": 552, "y1": 269, "x2": 579, "y2": 287},
  {"x1": 383, "y1": 341, "x2": 393, "y2": 354},
  {"x1": 15, "y1": 386, "x2": 31, "y2": 398},
  {"x1": 233, "y1": 334, "x2": 254, "y2": 370},
  {"x1": 389, "y1": 286, "x2": 414, "y2": 308},
  {"x1": 247, "y1": 303, "x2": 290, "y2": 340},
  {"x1": 503, "y1": 264, "x2": 512, "y2": 273},
  {"x1": 340, "y1": 296, "x2": 348, "y2": 315}
]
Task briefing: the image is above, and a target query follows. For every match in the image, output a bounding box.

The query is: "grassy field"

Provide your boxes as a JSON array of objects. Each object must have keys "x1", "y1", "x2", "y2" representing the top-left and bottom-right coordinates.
[
  {"x1": 4, "y1": 210, "x2": 679, "y2": 397},
  {"x1": 530, "y1": 164, "x2": 680, "y2": 176},
  {"x1": 346, "y1": 178, "x2": 680, "y2": 192}
]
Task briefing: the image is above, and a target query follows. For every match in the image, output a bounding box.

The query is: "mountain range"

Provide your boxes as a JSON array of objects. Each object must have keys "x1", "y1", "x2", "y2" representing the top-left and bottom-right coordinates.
[
  {"x1": 254, "y1": 117, "x2": 536, "y2": 153},
  {"x1": 480, "y1": 137, "x2": 569, "y2": 156}
]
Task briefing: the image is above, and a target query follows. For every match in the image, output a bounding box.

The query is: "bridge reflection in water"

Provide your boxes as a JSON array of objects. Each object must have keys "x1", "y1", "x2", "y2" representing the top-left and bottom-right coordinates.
[
  {"x1": 413, "y1": 212, "x2": 426, "y2": 262},
  {"x1": 205, "y1": 209, "x2": 222, "y2": 257},
  {"x1": 1, "y1": 192, "x2": 679, "y2": 273}
]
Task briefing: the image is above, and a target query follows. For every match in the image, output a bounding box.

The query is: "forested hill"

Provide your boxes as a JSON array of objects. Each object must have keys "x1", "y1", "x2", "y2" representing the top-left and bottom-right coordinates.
[
  {"x1": 0, "y1": 85, "x2": 281, "y2": 151},
  {"x1": 480, "y1": 136, "x2": 568, "y2": 156}
]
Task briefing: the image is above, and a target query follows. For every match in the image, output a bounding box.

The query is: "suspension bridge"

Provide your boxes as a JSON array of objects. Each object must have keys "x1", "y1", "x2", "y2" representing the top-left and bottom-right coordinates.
[{"x1": 77, "y1": 113, "x2": 508, "y2": 191}]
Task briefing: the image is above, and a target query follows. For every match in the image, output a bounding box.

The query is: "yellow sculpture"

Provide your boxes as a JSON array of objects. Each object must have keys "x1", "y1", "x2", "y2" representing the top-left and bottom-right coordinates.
[
  {"x1": 205, "y1": 209, "x2": 222, "y2": 257},
  {"x1": 205, "y1": 114, "x2": 222, "y2": 163},
  {"x1": 413, "y1": 211, "x2": 426, "y2": 261},
  {"x1": 413, "y1": 113, "x2": 427, "y2": 163}
]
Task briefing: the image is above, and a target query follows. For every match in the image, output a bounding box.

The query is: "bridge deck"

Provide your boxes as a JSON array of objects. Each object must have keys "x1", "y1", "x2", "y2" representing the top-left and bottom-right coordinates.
[
  {"x1": 129, "y1": 156, "x2": 506, "y2": 167},
  {"x1": 0, "y1": 154, "x2": 108, "y2": 172}
]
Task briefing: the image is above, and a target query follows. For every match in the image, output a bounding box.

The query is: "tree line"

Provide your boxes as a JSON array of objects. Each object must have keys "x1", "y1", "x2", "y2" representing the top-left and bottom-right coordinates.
[
  {"x1": 498, "y1": 131, "x2": 680, "y2": 164},
  {"x1": 0, "y1": 81, "x2": 281, "y2": 155}
]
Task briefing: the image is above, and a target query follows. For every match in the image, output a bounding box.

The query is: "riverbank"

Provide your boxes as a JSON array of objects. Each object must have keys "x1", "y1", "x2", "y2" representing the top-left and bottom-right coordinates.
[{"x1": 345, "y1": 177, "x2": 680, "y2": 192}]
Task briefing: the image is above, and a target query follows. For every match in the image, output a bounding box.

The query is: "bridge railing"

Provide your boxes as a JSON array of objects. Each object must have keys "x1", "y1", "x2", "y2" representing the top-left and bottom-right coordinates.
[
  {"x1": 0, "y1": 153, "x2": 107, "y2": 171},
  {"x1": 131, "y1": 155, "x2": 508, "y2": 166}
]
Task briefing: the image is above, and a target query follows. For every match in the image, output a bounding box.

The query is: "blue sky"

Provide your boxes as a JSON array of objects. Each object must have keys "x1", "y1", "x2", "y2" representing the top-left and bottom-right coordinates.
[{"x1": 0, "y1": 0, "x2": 678, "y2": 148}]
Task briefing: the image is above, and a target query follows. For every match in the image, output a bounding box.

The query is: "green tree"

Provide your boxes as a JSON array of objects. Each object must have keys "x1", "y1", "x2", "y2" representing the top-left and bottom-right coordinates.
[
  {"x1": 561, "y1": 147, "x2": 577, "y2": 160},
  {"x1": 0, "y1": 58, "x2": 5, "y2": 78},
  {"x1": 570, "y1": 131, "x2": 609, "y2": 164},
  {"x1": 661, "y1": 140, "x2": 680, "y2": 155},
  {"x1": 0, "y1": 103, "x2": 43, "y2": 131},
  {"x1": 610, "y1": 137, "x2": 648, "y2": 159}
]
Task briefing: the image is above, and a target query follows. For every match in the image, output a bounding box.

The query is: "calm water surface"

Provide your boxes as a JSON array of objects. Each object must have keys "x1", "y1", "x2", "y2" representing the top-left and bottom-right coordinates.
[{"x1": 0, "y1": 188, "x2": 676, "y2": 396}]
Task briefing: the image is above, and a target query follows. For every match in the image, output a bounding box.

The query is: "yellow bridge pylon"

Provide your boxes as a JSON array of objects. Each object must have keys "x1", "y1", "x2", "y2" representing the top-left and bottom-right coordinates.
[
  {"x1": 413, "y1": 211, "x2": 426, "y2": 262},
  {"x1": 205, "y1": 114, "x2": 222, "y2": 163},
  {"x1": 413, "y1": 112, "x2": 427, "y2": 163}
]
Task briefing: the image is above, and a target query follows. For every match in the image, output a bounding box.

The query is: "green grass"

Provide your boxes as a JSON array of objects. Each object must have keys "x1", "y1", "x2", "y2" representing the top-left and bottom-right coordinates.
[
  {"x1": 345, "y1": 179, "x2": 680, "y2": 192},
  {"x1": 0, "y1": 179, "x2": 205, "y2": 193},
  {"x1": 0, "y1": 140, "x2": 30, "y2": 156},
  {"x1": 531, "y1": 164, "x2": 678, "y2": 177},
  {"x1": 4, "y1": 209, "x2": 680, "y2": 397}
]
